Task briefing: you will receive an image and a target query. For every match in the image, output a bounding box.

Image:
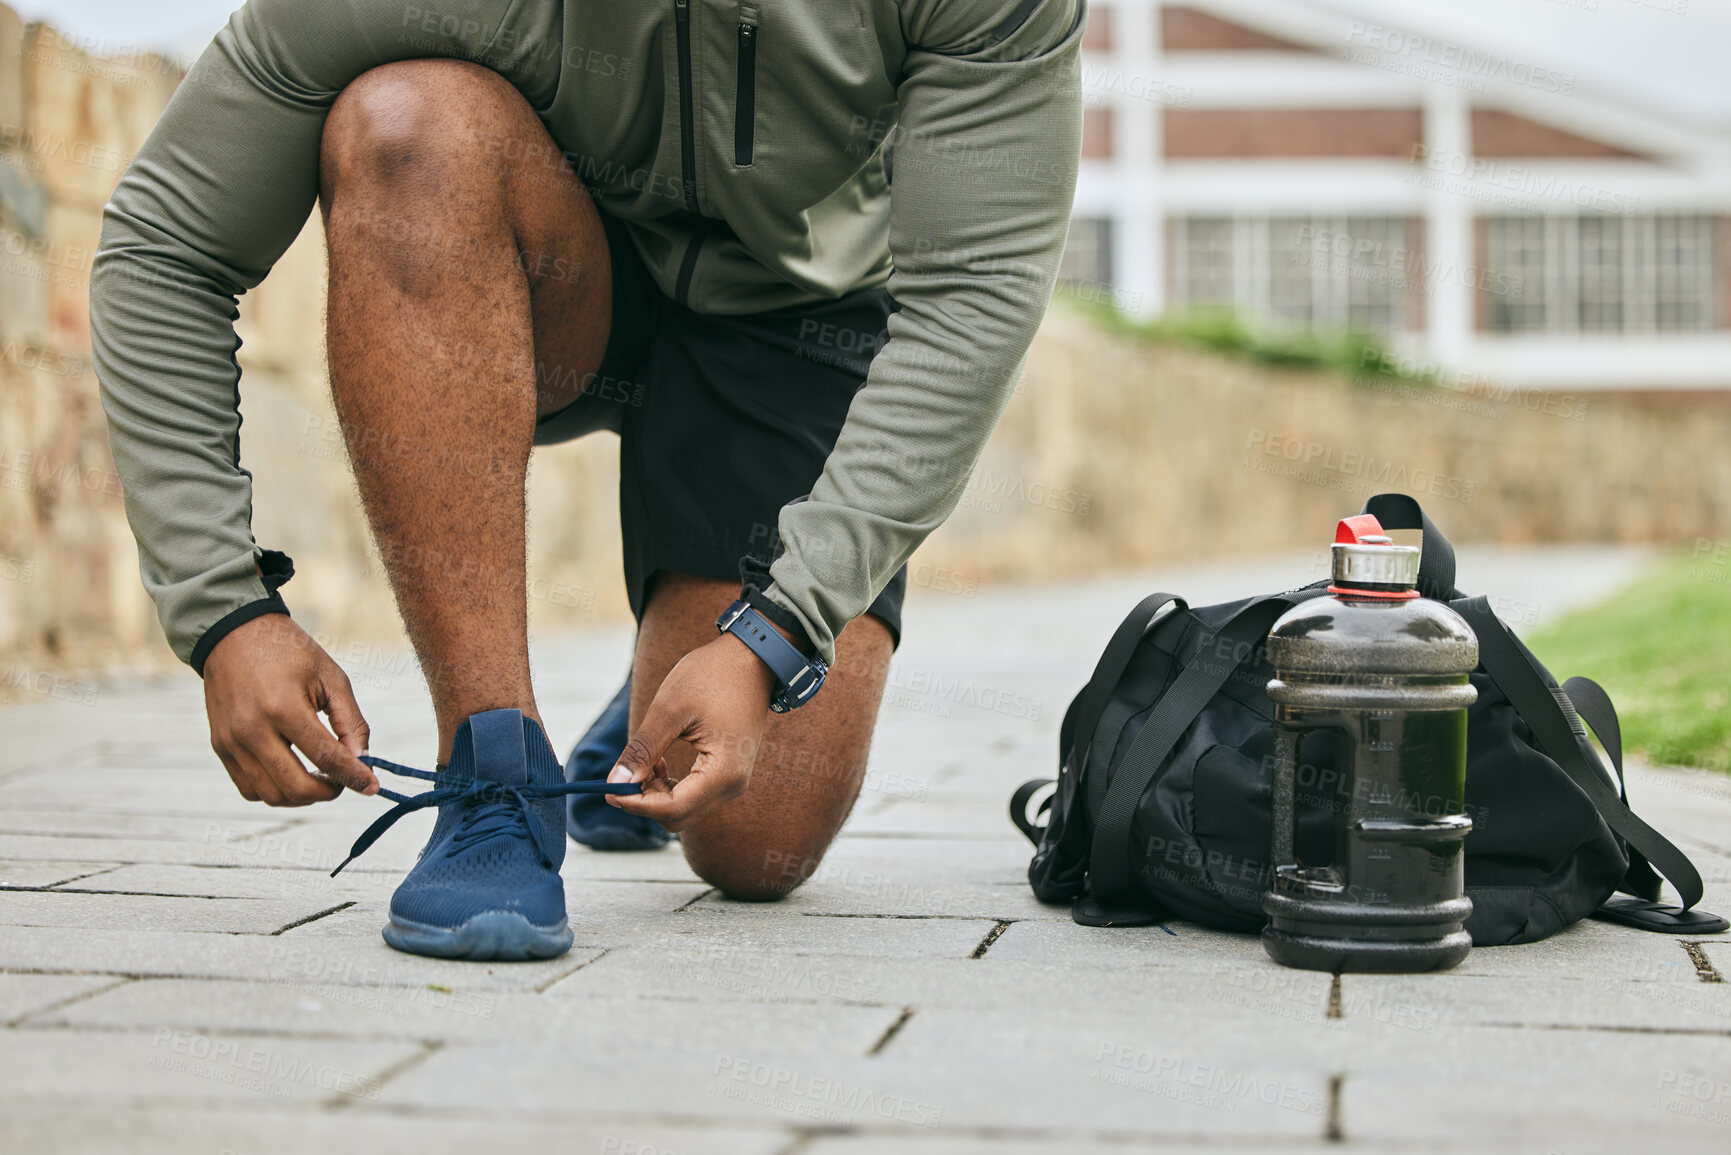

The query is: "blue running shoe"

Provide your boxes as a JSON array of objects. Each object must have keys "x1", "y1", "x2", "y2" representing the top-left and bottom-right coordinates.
[
  {"x1": 564, "y1": 676, "x2": 672, "y2": 852},
  {"x1": 332, "y1": 708, "x2": 641, "y2": 961}
]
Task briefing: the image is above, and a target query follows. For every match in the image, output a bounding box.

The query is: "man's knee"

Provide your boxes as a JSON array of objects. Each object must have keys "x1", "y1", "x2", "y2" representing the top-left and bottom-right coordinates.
[
  {"x1": 688, "y1": 843, "x2": 821, "y2": 903},
  {"x1": 321, "y1": 59, "x2": 538, "y2": 194}
]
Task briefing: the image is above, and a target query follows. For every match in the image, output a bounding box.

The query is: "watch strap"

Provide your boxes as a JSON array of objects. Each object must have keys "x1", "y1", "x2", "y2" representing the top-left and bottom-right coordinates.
[{"x1": 717, "y1": 599, "x2": 827, "y2": 712}]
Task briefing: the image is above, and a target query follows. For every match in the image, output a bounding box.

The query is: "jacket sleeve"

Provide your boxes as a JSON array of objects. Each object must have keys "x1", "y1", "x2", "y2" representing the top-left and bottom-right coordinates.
[
  {"x1": 89, "y1": 0, "x2": 555, "y2": 669},
  {"x1": 763, "y1": 0, "x2": 1084, "y2": 664}
]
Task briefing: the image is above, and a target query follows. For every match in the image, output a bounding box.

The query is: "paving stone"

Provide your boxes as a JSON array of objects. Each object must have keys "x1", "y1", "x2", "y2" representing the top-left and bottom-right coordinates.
[
  {"x1": 549, "y1": 948, "x2": 1335, "y2": 1022},
  {"x1": 0, "y1": 973, "x2": 126, "y2": 1024},
  {"x1": 42, "y1": 976, "x2": 903, "y2": 1054},
  {"x1": 47, "y1": 864, "x2": 710, "y2": 922},
  {"x1": 0, "y1": 809, "x2": 286, "y2": 841},
  {"x1": 0, "y1": 859, "x2": 120, "y2": 887},
  {"x1": 982, "y1": 917, "x2": 1273, "y2": 971},
  {"x1": 0, "y1": 890, "x2": 344, "y2": 935},
  {"x1": 612, "y1": 908, "x2": 1002, "y2": 959},
  {"x1": 1446, "y1": 917, "x2": 1708, "y2": 981},
  {"x1": 0, "y1": 1026, "x2": 420, "y2": 1107},
  {"x1": 805, "y1": 1141, "x2": 1328, "y2": 1155},
  {"x1": 560, "y1": 842, "x2": 705, "y2": 883},
  {"x1": 0, "y1": 831, "x2": 387, "y2": 870},
  {"x1": 760, "y1": 877, "x2": 1063, "y2": 922},
  {"x1": 1337, "y1": 972, "x2": 1731, "y2": 1033},
  {"x1": 818, "y1": 835, "x2": 1040, "y2": 884},
  {"x1": 0, "y1": 1109, "x2": 789, "y2": 1155},
  {"x1": 831, "y1": 799, "x2": 1044, "y2": 839},
  {"x1": 377, "y1": 1026, "x2": 1325, "y2": 1138},
  {"x1": 0, "y1": 925, "x2": 604, "y2": 992},
  {"x1": 1339, "y1": 1028, "x2": 1731, "y2": 1149}
]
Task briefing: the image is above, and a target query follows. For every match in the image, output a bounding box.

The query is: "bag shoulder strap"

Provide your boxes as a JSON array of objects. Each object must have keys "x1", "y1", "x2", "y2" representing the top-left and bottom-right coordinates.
[
  {"x1": 1069, "y1": 592, "x2": 1186, "y2": 772},
  {"x1": 1008, "y1": 593, "x2": 1187, "y2": 857},
  {"x1": 1562, "y1": 676, "x2": 1625, "y2": 795},
  {"x1": 1452, "y1": 596, "x2": 1702, "y2": 910},
  {"x1": 1088, "y1": 594, "x2": 1294, "y2": 908},
  {"x1": 1563, "y1": 674, "x2": 1664, "y2": 900}
]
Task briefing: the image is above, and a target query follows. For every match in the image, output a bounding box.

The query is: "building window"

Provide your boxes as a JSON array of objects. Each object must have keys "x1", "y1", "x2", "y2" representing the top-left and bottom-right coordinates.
[
  {"x1": 1654, "y1": 216, "x2": 1715, "y2": 331},
  {"x1": 1484, "y1": 214, "x2": 1716, "y2": 333},
  {"x1": 1170, "y1": 215, "x2": 1416, "y2": 334},
  {"x1": 1265, "y1": 218, "x2": 1315, "y2": 325},
  {"x1": 1576, "y1": 215, "x2": 1623, "y2": 332},
  {"x1": 1058, "y1": 217, "x2": 1114, "y2": 292},
  {"x1": 1484, "y1": 217, "x2": 1547, "y2": 332},
  {"x1": 1179, "y1": 217, "x2": 1236, "y2": 309}
]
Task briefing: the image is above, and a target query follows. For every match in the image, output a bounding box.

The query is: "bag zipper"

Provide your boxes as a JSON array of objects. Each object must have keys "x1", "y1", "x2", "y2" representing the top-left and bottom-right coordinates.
[{"x1": 734, "y1": 17, "x2": 757, "y2": 166}]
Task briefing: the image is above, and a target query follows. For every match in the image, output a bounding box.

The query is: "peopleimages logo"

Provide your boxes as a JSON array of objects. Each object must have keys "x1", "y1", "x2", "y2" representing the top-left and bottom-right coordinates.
[
  {"x1": 1409, "y1": 144, "x2": 1638, "y2": 216},
  {"x1": 1242, "y1": 429, "x2": 1476, "y2": 504},
  {"x1": 149, "y1": 1029, "x2": 383, "y2": 1100},
  {"x1": 710, "y1": 1055, "x2": 943, "y2": 1128},
  {"x1": 1093, "y1": 1043, "x2": 1325, "y2": 1116},
  {"x1": 1344, "y1": 23, "x2": 1576, "y2": 95}
]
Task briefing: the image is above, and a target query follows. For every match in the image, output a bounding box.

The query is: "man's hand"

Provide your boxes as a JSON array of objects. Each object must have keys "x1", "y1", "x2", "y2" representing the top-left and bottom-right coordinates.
[
  {"x1": 606, "y1": 632, "x2": 776, "y2": 831},
  {"x1": 202, "y1": 614, "x2": 379, "y2": 806}
]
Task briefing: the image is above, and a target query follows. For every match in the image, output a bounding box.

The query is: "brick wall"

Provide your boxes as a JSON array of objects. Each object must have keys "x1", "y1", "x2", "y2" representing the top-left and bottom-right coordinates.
[
  {"x1": 1082, "y1": 107, "x2": 1114, "y2": 159},
  {"x1": 1164, "y1": 108, "x2": 1424, "y2": 158},
  {"x1": 1471, "y1": 109, "x2": 1642, "y2": 160},
  {"x1": 1161, "y1": 6, "x2": 1313, "y2": 53},
  {"x1": 1082, "y1": 4, "x2": 1112, "y2": 52}
]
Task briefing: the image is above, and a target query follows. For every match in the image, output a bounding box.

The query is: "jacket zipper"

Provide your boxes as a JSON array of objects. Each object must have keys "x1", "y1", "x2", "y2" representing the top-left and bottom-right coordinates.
[
  {"x1": 673, "y1": 0, "x2": 698, "y2": 213},
  {"x1": 734, "y1": 18, "x2": 757, "y2": 166},
  {"x1": 673, "y1": 0, "x2": 702, "y2": 304}
]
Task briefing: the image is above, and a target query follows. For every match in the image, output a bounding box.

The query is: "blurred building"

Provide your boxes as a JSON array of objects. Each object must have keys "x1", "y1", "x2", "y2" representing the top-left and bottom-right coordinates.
[{"x1": 1066, "y1": 0, "x2": 1731, "y2": 389}]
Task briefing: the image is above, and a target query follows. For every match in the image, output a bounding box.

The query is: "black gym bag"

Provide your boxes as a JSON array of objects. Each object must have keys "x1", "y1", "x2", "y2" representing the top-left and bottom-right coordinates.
[{"x1": 1010, "y1": 493, "x2": 1726, "y2": 944}]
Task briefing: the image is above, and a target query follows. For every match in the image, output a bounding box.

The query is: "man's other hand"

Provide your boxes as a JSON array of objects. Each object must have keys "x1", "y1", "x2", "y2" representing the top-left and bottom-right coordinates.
[
  {"x1": 202, "y1": 614, "x2": 379, "y2": 806},
  {"x1": 605, "y1": 632, "x2": 776, "y2": 830}
]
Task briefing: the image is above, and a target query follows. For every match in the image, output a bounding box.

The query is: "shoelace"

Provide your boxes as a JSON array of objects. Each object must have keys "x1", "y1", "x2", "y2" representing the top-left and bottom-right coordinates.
[{"x1": 330, "y1": 754, "x2": 643, "y2": 877}]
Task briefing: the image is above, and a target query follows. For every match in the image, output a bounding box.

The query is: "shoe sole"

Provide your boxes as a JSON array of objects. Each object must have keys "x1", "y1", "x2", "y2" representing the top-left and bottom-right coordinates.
[{"x1": 382, "y1": 910, "x2": 574, "y2": 961}]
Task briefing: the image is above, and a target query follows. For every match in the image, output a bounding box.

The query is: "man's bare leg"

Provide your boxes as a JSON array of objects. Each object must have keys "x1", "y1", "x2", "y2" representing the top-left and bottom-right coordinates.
[
  {"x1": 320, "y1": 60, "x2": 887, "y2": 890},
  {"x1": 631, "y1": 575, "x2": 894, "y2": 900},
  {"x1": 319, "y1": 60, "x2": 608, "y2": 762}
]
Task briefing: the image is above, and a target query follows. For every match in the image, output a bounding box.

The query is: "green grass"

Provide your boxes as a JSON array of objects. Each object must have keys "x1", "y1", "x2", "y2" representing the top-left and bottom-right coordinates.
[
  {"x1": 1051, "y1": 292, "x2": 1428, "y2": 387},
  {"x1": 1525, "y1": 553, "x2": 1731, "y2": 774}
]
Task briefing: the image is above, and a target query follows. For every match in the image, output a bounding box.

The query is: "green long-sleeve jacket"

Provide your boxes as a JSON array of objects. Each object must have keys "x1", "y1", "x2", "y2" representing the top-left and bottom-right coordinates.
[{"x1": 90, "y1": 0, "x2": 1083, "y2": 669}]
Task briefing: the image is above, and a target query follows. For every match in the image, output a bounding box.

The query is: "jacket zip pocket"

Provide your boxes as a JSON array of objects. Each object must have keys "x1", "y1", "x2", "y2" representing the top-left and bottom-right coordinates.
[{"x1": 734, "y1": 17, "x2": 757, "y2": 166}]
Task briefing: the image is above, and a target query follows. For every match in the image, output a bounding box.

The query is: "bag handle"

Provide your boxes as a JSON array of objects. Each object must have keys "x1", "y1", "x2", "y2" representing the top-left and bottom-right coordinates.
[
  {"x1": 1088, "y1": 595, "x2": 1295, "y2": 909},
  {"x1": 1452, "y1": 597, "x2": 1702, "y2": 910},
  {"x1": 1361, "y1": 493, "x2": 1458, "y2": 602},
  {"x1": 1010, "y1": 779, "x2": 1053, "y2": 844}
]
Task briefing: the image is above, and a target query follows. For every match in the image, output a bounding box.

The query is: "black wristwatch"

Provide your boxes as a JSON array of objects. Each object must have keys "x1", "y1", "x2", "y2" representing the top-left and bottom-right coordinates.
[{"x1": 716, "y1": 598, "x2": 828, "y2": 712}]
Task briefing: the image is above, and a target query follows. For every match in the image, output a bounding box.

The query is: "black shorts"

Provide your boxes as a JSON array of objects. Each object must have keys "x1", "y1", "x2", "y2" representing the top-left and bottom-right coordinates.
[{"x1": 533, "y1": 213, "x2": 906, "y2": 645}]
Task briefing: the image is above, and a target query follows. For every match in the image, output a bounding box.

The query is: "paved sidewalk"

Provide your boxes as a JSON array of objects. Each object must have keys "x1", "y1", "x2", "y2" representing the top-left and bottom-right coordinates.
[{"x1": 2, "y1": 547, "x2": 1728, "y2": 1153}]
